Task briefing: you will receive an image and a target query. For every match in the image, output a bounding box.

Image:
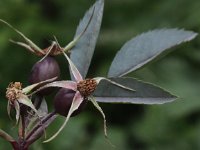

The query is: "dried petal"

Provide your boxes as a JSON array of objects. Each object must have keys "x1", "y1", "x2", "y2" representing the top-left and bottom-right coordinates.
[
  {"x1": 94, "y1": 77, "x2": 135, "y2": 92},
  {"x1": 0, "y1": 19, "x2": 44, "y2": 55},
  {"x1": 62, "y1": 52, "x2": 83, "y2": 82},
  {"x1": 14, "y1": 101, "x2": 20, "y2": 124},
  {"x1": 89, "y1": 97, "x2": 107, "y2": 138},
  {"x1": 22, "y1": 77, "x2": 57, "y2": 94},
  {"x1": 31, "y1": 80, "x2": 77, "y2": 95},
  {"x1": 17, "y1": 95, "x2": 38, "y2": 115}
]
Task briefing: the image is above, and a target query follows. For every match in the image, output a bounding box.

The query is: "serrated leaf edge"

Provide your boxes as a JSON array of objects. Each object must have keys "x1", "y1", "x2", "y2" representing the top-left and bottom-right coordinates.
[{"x1": 108, "y1": 28, "x2": 198, "y2": 77}]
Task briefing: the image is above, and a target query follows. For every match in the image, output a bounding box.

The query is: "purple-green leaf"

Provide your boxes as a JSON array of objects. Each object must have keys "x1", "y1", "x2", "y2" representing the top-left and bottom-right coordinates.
[
  {"x1": 70, "y1": 0, "x2": 104, "y2": 78},
  {"x1": 94, "y1": 77, "x2": 177, "y2": 104},
  {"x1": 108, "y1": 29, "x2": 197, "y2": 77}
]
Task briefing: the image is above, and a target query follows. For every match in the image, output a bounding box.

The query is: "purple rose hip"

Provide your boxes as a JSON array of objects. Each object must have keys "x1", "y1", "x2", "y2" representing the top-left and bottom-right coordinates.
[
  {"x1": 54, "y1": 88, "x2": 87, "y2": 117},
  {"x1": 29, "y1": 56, "x2": 60, "y2": 95}
]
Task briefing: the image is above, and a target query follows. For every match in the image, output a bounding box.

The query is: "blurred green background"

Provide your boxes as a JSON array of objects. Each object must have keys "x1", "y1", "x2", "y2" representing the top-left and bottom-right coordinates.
[{"x1": 1, "y1": 0, "x2": 200, "y2": 149}]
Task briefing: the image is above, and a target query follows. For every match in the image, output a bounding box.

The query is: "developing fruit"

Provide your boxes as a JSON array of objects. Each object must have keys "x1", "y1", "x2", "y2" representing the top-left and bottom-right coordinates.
[
  {"x1": 54, "y1": 88, "x2": 87, "y2": 117},
  {"x1": 29, "y1": 56, "x2": 60, "y2": 95}
]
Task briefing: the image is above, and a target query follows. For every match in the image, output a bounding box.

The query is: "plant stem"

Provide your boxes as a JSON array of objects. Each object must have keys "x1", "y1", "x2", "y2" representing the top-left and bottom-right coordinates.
[
  {"x1": 22, "y1": 116, "x2": 26, "y2": 139},
  {"x1": 11, "y1": 141, "x2": 29, "y2": 150},
  {"x1": 14, "y1": 95, "x2": 45, "y2": 150},
  {"x1": 24, "y1": 111, "x2": 57, "y2": 148}
]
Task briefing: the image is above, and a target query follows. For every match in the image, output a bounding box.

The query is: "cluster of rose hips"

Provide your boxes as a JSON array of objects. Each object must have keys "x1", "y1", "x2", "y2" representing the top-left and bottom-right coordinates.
[
  {"x1": 29, "y1": 56, "x2": 85, "y2": 117},
  {"x1": 1, "y1": 13, "x2": 97, "y2": 149},
  {"x1": 1, "y1": 1, "x2": 195, "y2": 149},
  {"x1": 29, "y1": 52, "x2": 91, "y2": 118}
]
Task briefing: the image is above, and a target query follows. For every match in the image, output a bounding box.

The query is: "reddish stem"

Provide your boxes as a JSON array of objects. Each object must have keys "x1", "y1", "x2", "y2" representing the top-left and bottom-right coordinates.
[{"x1": 11, "y1": 141, "x2": 29, "y2": 150}]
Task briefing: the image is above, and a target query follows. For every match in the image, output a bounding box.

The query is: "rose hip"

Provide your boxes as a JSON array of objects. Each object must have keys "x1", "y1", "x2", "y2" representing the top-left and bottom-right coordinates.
[
  {"x1": 54, "y1": 88, "x2": 87, "y2": 117},
  {"x1": 29, "y1": 56, "x2": 60, "y2": 95}
]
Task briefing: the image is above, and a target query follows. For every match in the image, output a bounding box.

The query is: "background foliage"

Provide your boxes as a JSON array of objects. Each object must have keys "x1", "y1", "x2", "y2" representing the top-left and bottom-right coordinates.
[{"x1": 0, "y1": 0, "x2": 200, "y2": 149}]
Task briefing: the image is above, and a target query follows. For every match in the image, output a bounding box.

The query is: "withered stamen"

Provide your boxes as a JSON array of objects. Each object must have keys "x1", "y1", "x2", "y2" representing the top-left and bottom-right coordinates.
[
  {"x1": 36, "y1": 43, "x2": 64, "y2": 56},
  {"x1": 77, "y1": 79, "x2": 97, "y2": 97}
]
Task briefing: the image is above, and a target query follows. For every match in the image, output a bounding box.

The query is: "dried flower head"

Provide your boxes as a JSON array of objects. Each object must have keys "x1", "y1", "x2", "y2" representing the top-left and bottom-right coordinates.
[
  {"x1": 6, "y1": 82, "x2": 22, "y2": 103},
  {"x1": 77, "y1": 79, "x2": 97, "y2": 97},
  {"x1": 0, "y1": 11, "x2": 93, "y2": 58},
  {"x1": 5, "y1": 78, "x2": 56, "y2": 124}
]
